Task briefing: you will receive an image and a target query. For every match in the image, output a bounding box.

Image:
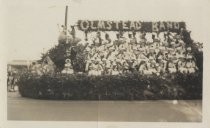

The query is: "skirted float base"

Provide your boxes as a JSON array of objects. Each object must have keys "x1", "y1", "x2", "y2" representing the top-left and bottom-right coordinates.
[{"x1": 18, "y1": 72, "x2": 202, "y2": 100}]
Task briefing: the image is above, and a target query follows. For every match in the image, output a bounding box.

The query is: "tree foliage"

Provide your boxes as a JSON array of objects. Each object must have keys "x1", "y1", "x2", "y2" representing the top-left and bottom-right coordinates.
[{"x1": 40, "y1": 38, "x2": 86, "y2": 73}]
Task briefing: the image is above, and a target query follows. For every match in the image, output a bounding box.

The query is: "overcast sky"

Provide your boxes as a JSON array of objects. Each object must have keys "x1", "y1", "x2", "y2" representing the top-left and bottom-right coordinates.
[{"x1": 2, "y1": 0, "x2": 210, "y2": 61}]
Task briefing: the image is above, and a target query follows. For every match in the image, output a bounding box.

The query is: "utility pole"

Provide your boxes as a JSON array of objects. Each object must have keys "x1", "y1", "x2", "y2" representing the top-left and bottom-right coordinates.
[
  {"x1": 64, "y1": 5, "x2": 71, "y2": 58},
  {"x1": 65, "y1": 6, "x2": 68, "y2": 30},
  {"x1": 65, "y1": 6, "x2": 69, "y2": 44}
]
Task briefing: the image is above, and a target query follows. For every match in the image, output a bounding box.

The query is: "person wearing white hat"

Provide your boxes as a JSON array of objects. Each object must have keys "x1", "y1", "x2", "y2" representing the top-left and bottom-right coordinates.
[
  {"x1": 163, "y1": 39, "x2": 169, "y2": 47},
  {"x1": 186, "y1": 46, "x2": 192, "y2": 54},
  {"x1": 167, "y1": 52, "x2": 173, "y2": 61},
  {"x1": 186, "y1": 47, "x2": 192, "y2": 51},
  {"x1": 145, "y1": 44, "x2": 150, "y2": 55},
  {"x1": 118, "y1": 36, "x2": 128, "y2": 52},
  {"x1": 178, "y1": 39, "x2": 185, "y2": 47},
  {"x1": 128, "y1": 32, "x2": 137, "y2": 50},
  {"x1": 155, "y1": 63, "x2": 161, "y2": 76},
  {"x1": 172, "y1": 52, "x2": 178, "y2": 64},
  {"x1": 129, "y1": 52, "x2": 136, "y2": 61},
  {"x1": 117, "y1": 62, "x2": 124, "y2": 74},
  {"x1": 176, "y1": 45, "x2": 183, "y2": 53},
  {"x1": 122, "y1": 61, "x2": 130, "y2": 73},
  {"x1": 186, "y1": 53, "x2": 193, "y2": 60},
  {"x1": 115, "y1": 53, "x2": 121, "y2": 63},
  {"x1": 105, "y1": 60, "x2": 112, "y2": 75},
  {"x1": 177, "y1": 58, "x2": 187, "y2": 74},
  {"x1": 98, "y1": 43, "x2": 105, "y2": 52},
  {"x1": 139, "y1": 53, "x2": 149, "y2": 62},
  {"x1": 99, "y1": 58, "x2": 106, "y2": 75},
  {"x1": 131, "y1": 32, "x2": 137, "y2": 45},
  {"x1": 93, "y1": 31, "x2": 103, "y2": 47},
  {"x1": 102, "y1": 33, "x2": 112, "y2": 45},
  {"x1": 148, "y1": 43, "x2": 156, "y2": 54},
  {"x1": 95, "y1": 60, "x2": 103, "y2": 76},
  {"x1": 149, "y1": 56, "x2": 158, "y2": 74},
  {"x1": 85, "y1": 54, "x2": 92, "y2": 73},
  {"x1": 138, "y1": 61, "x2": 147, "y2": 74},
  {"x1": 118, "y1": 53, "x2": 126, "y2": 66},
  {"x1": 185, "y1": 59, "x2": 197, "y2": 74},
  {"x1": 167, "y1": 60, "x2": 177, "y2": 73},
  {"x1": 88, "y1": 60, "x2": 100, "y2": 76},
  {"x1": 143, "y1": 56, "x2": 155, "y2": 75},
  {"x1": 143, "y1": 65, "x2": 152, "y2": 75},
  {"x1": 98, "y1": 49, "x2": 105, "y2": 59},
  {"x1": 62, "y1": 59, "x2": 74, "y2": 74},
  {"x1": 136, "y1": 53, "x2": 142, "y2": 65},
  {"x1": 158, "y1": 59, "x2": 167, "y2": 74},
  {"x1": 108, "y1": 49, "x2": 117, "y2": 60},
  {"x1": 197, "y1": 42, "x2": 203, "y2": 52},
  {"x1": 113, "y1": 33, "x2": 121, "y2": 50},
  {"x1": 111, "y1": 62, "x2": 120, "y2": 75},
  {"x1": 177, "y1": 51, "x2": 185, "y2": 60},
  {"x1": 127, "y1": 32, "x2": 133, "y2": 41},
  {"x1": 138, "y1": 31, "x2": 146, "y2": 45},
  {"x1": 88, "y1": 62, "x2": 95, "y2": 76},
  {"x1": 123, "y1": 51, "x2": 130, "y2": 61},
  {"x1": 132, "y1": 59, "x2": 138, "y2": 71},
  {"x1": 170, "y1": 41, "x2": 176, "y2": 49}
]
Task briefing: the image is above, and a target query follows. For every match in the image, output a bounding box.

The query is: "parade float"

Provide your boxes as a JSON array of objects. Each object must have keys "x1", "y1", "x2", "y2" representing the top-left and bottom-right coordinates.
[{"x1": 18, "y1": 6, "x2": 203, "y2": 100}]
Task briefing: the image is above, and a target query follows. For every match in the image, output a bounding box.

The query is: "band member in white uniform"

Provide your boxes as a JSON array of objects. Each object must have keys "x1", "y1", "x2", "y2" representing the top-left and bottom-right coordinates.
[
  {"x1": 62, "y1": 59, "x2": 74, "y2": 74},
  {"x1": 177, "y1": 58, "x2": 187, "y2": 74},
  {"x1": 167, "y1": 60, "x2": 177, "y2": 73},
  {"x1": 185, "y1": 59, "x2": 197, "y2": 74}
]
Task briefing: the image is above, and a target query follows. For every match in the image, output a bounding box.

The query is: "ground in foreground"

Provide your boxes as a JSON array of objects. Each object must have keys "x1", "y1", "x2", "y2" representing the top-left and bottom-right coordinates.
[{"x1": 7, "y1": 92, "x2": 202, "y2": 122}]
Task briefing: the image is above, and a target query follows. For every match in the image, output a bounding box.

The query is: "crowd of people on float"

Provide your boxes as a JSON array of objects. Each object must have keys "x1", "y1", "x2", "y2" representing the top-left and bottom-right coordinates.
[{"x1": 81, "y1": 29, "x2": 199, "y2": 76}]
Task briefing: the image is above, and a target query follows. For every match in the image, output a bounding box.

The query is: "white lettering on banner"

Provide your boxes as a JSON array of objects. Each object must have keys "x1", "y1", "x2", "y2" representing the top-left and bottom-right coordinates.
[
  {"x1": 80, "y1": 20, "x2": 89, "y2": 31},
  {"x1": 106, "y1": 21, "x2": 112, "y2": 30},
  {"x1": 77, "y1": 20, "x2": 185, "y2": 32},
  {"x1": 174, "y1": 22, "x2": 180, "y2": 29},
  {"x1": 135, "y1": 22, "x2": 142, "y2": 30},
  {"x1": 130, "y1": 21, "x2": 136, "y2": 30},
  {"x1": 98, "y1": 21, "x2": 106, "y2": 30},
  {"x1": 90, "y1": 21, "x2": 96, "y2": 30},
  {"x1": 152, "y1": 22, "x2": 159, "y2": 32},
  {"x1": 167, "y1": 22, "x2": 173, "y2": 29},
  {"x1": 114, "y1": 21, "x2": 120, "y2": 30},
  {"x1": 122, "y1": 21, "x2": 129, "y2": 30},
  {"x1": 159, "y1": 22, "x2": 166, "y2": 31}
]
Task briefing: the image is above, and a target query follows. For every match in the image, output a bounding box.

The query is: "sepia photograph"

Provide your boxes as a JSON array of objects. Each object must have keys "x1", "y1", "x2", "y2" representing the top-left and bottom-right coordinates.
[{"x1": 1, "y1": 0, "x2": 210, "y2": 128}]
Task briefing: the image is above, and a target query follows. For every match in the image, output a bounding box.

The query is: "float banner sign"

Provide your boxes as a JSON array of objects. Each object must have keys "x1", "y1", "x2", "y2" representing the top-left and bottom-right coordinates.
[{"x1": 77, "y1": 20, "x2": 186, "y2": 32}]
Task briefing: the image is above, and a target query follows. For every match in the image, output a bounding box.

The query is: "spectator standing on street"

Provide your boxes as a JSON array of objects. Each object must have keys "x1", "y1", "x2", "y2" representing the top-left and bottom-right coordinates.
[{"x1": 7, "y1": 72, "x2": 14, "y2": 92}]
